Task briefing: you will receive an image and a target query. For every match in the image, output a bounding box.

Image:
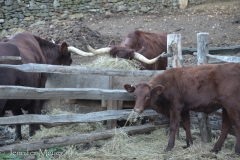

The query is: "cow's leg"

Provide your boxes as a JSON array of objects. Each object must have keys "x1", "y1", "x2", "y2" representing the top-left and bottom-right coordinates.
[
  {"x1": 0, "y1": 100, "x2": 7, "y2": 116},
  {"x1": 211, "y1": 108, "x2": 232, "y2": 153},
  {"x1": 225, "y1": 108, "x2": 240, "y2": 155},
  {"x1": 12, "y1": 108, "x2": 23, "y2": 140},
  {"x1": 181, "y1": 111, "x2": 193, "y2": 149},
  {"x1": 234, "y1": 122, "x2": 240, "y2": 155},
  {"x1": 165, "y1": 108, "x2": 181, "y2": 151},
  {"x1": 28, "y1": 100, "x2": 41, "y2": 137}
]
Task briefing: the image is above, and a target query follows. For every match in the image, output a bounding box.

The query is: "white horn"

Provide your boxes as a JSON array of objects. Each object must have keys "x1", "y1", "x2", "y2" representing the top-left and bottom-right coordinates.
[
  {"x1": 83, "y1": 36, "x2": 111, "y2": 55},
  {"x1": 133, "y1": 52, "x2": 165, "y2": 64},
  {"x1": 68, "y1": 46, "x2": 95, "y2": 56}
]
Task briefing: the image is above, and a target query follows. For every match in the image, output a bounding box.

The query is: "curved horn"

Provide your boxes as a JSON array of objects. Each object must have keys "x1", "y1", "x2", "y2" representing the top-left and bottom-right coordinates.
[
  {"x1": 68, "y1": 46, "x2": 95, "y2": 56},
  {"x1": 133, "y1": 52, "x2": 165, "y2": 64},
  {"x1": 83, "y1": 36, "x2": 111, "y2": 55}
]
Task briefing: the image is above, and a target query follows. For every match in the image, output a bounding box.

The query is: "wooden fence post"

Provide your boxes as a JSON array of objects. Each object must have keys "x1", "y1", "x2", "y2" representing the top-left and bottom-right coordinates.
[
  {"x1": 167, "y1": 34, "x2": 182, "y2": 139},
  {"x1": 197, "y1": 32, "x2": 209, "y2": 65},
  {"x1": 197, "y1": 32, "x2": 212, "y2": 143},
  {"x1": 167, "y1": 34, "x2": 183, "y2": 68},
  {"x1": 107, "y1": 76, "x2": 118, "y2": 129}
]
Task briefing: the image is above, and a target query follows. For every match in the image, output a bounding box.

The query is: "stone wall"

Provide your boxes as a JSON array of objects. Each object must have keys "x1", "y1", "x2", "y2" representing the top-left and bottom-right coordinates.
[{"x1": 0, "y1": 0, "x2": 207, "y2": 32}]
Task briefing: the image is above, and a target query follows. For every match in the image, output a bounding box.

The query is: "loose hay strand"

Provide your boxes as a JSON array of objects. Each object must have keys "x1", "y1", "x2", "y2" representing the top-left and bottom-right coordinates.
[
  {"x1": 82, "y1": 55, "x2": 142, "y2": 70},
  {"x1": 26, "y1": 112, "x2": 239, "y2": 159},
  {"x1": 31, "y1": 109, "x2": 105, "y2": 141}
]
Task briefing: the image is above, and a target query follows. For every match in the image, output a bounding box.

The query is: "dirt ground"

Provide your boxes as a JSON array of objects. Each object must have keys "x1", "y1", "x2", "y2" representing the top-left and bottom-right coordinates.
[
  {"x1": 84, "y1": 1, "x2": 240, "y2": 48},
  {"x1": 21, "y1": 0, "x2": 240, "y2": 67}
]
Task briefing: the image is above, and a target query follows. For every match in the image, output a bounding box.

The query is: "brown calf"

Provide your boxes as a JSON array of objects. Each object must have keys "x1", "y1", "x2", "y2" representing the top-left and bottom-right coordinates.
[{"x1": 124, "y1": 63, "x2": 240, "y2": 155}]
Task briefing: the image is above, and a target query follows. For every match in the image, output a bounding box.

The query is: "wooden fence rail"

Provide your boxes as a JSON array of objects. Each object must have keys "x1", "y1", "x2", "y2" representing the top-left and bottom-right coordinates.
[
  {"x1": 0, "y1": 109, "x2": 158, "y2": 127},
  {"x1": 0, "y1": 63, "x2": 163, "y2": 76},
  {"x1": 0, "y1": 124, "x2": 168, "y2": 152},
  {"x1": 0, "y1": 56, "x2": 21, "y2": 61},
  {"x1": 182, "y1": 44, "x2": 240, "y2": 55},
  {"x1": 0, "y1": 86, "x2": 133, "y2": 100}
]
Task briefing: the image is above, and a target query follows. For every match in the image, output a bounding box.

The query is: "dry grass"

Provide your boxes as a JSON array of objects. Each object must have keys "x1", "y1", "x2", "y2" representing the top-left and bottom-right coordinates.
[
  {"x1": 30, "y1": 109, "x2": 105, "y2": 141},
  {"x1": 19, "y1": 109, "x2": 239, "y2": 160},
  {"x1": 55, "y1": 128, "x2": 238, "y2": 160},
  {"x1": 81, "y1": 55, "x2": 142, "y2": 70}
]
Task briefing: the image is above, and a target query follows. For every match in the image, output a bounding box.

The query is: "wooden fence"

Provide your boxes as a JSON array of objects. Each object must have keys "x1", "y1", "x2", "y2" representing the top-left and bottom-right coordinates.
[{"x1": 0, "y1": 32, "x2": 239, "y2": 152}]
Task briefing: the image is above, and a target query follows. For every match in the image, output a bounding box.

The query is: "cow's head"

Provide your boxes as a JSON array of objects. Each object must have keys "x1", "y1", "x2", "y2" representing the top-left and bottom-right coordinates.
[
  {"x1": 53, "y1": 42, "x2": 72, "y2": 66},
  {"x1": 50, "y1": 39, "x2": 99, "y2": 65},
  {"x1": 83, "y1": 37, "x2": 162, "y2": 65},
  {"x1": 108, "y1": 40, "x2": 135, "y2": 60},
  {"x1": 124, "y1": 83, "x2": 164, "y2": 114}
]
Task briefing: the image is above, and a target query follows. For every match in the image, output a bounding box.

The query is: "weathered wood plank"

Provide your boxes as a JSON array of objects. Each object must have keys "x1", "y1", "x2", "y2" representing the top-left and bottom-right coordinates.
[
  {"x1": 0, "y1": 109, "x2": 158, "y2": 126},
  {"x1": 0, "y1": 63, "x2": 163, "y2": 76},
  {"x1": 167, "y1": 34, "x2": 182, "y2": 139},
  {"x1": 0, "y1": 124, "x2": 168, "y2": 152},
  {"x1": 206, "y1": 54, "x2": 240, "y2": 63},
  {"x1": 0, "y1": 56, "x2": 21, "y2": 61},
  {"x1": 197, "y1": 32, "x2": 212, "y2": 143},
  {"x1": 182, "y1": 45, "x2": 240, "y2": 55},
  {"x1": 167, "y1": 34, "x2": 183, "y2": 68},
  {"x1": 0, "y1": 86, "x2": 134, "y2": 100}
]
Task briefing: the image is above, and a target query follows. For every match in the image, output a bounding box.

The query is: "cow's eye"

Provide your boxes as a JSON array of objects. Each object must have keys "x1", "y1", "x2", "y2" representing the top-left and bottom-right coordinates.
[{"x1": 146, "y1": 96, "x2": 150, "y2": 99}]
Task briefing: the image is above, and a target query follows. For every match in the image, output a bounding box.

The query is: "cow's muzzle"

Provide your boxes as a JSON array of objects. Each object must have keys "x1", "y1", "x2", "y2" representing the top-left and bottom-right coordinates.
[{"x1": 134, "y1": 108, "x2": 143, "y2": 114}]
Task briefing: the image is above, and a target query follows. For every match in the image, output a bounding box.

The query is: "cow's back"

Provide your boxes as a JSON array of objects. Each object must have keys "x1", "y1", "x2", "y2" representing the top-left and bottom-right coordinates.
[
  {"x1": 4, "y1": 32, "x2": 46, "y2": 64},
  {"x1": 122, "y1": 30, "x2": 168, "y2": 70},
  {"x1": 152, "y1": 63, "x2": 240, "y2": 113},
  {"x1": 0, "y1": 44, "x2": 38, "y2": 89}
]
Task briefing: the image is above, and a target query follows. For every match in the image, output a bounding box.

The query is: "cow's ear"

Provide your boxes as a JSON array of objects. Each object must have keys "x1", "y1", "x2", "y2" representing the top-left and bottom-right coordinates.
[
  {"x1": 124, "y1": 84, "x2": 135, "y2": 93},
  {"x1": 136, "y1": 46, "x2": 145, "y2": 53},
  {"x1": 109, "y1": 39, "x2": 116, "y2": 47},
  {"x1": 60, "y1": 42, "x2": 68, "y2": 52},
  {"x1": 151, "y1": 85, "x2": 164, "y2": 95},
  {"x1": 128, "y1": 51, "x2": 135, "y2": 60}
]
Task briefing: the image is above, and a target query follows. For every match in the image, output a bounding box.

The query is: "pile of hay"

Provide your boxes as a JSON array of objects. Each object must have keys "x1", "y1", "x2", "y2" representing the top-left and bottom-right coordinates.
[
  {"x1": 31, "y1": 109, "x2": 105, "y2": 141},
  {"x1": 20, "y1": 109, "x2": 238, "y2": 160},
  {"x1": 82, "y1": 55, "x2": 142, "y2": 70},
  {"x1": 56, "y1": 128, "x2": 238, "y2": 160},
  {"x1": 18, "y1": 109, "x2": 237, "y2": 160}
]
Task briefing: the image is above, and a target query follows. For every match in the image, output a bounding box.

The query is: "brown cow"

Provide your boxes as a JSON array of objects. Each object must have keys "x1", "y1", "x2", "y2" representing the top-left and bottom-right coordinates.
[
  {"x1": 0, "y1": 32, "x2": 92, "y2": 140},
  {"x1": 124, "y1": 63, "x2": 240, "y2": 155},
  {"x1": 84, "y1": 30, "x2": 168, "y2": 70}
]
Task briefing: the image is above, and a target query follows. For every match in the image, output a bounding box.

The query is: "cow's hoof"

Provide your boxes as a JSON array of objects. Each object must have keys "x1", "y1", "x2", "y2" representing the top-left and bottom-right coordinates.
[
  {"x1": 235, "y1": 150, "x2": 240, "y2": 156},
  {"x1": 182, "y1": 145, "x2": 190, "y2": 149},
  {"x1": 210, "y1": 148, "x2": 220, "y2": 154},
  {"x1": 14, "y1": 134, "x2": 22, "y2": 141},
  {"x1": 164, "y1": 148, "x2": 172, "y2": 152}
]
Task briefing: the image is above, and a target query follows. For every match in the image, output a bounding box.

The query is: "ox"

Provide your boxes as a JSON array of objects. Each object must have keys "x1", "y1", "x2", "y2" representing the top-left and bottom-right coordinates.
[
  {"x1": 124, "y1": 63, "x2": 240, "y2": 155},
  {"x1": 0, "y1": 32, "x2": 93, "y2": 140},
  {"x1": 84, "y1": 30, "x2": 168, "y2": 70}
]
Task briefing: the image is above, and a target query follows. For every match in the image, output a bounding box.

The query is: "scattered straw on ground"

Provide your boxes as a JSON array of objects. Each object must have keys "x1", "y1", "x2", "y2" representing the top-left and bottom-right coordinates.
[
  {"x1": 81, "y1": 55, "x2": 142, "y2": 70},
  {"x1": 30, "y1": 109, "x2": 105, "y2": 141},
  {"x1": 21, "y1": 109, "x2": 239, "y2": 160},
  {"x1": 55, "y1": 128, "x2": 238, "y2": 160}
]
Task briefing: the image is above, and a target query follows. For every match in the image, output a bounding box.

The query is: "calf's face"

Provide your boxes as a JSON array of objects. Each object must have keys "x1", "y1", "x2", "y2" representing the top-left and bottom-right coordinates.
[{"x1": 124, "y1": 83, "x2": 164, "y2": 113}]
